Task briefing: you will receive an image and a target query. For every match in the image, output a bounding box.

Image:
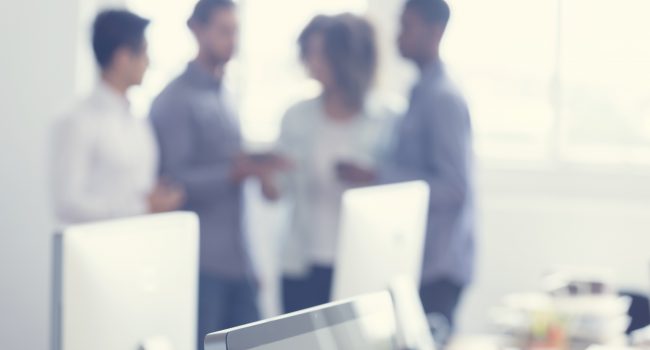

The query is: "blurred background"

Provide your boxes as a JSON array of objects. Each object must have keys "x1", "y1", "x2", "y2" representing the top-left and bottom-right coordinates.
[{"x1": 3, "y1": 0, "x2": 650, "y2": 349}]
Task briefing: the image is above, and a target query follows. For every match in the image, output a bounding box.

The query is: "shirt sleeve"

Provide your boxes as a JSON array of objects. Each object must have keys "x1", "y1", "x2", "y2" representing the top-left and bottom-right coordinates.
[
  {"x1": 150, "y1": 95, "x2": 236, "y2": 208},
  {"x1": 273, "y1": 106, "x2": 304, "y2": 196},
  {"x1": 380, "y1": 90, "x2": 473, "y2": 209},
  {"x1": 51, "y1": 117, "x2": 148, "y2": 223}
]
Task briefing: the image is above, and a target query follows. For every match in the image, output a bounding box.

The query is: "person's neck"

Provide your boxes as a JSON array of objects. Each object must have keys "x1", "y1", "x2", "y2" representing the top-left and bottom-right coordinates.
[
  {"x1": 194, "y1": 51, "x2": 225, "y2": 80},
  {"x1": 416, "y1": 51, "x2": 441, "y2": 73},
  {"x1": 101, "y1": 72, "x2": 130, "y2": 97},
  {"x1": 322, "y1": 89, "x2": 359, "y2": 122}
]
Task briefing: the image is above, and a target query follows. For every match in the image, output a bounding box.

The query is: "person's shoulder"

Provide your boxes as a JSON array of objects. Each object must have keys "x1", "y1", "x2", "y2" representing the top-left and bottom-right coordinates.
[
  {"x1": 426, "y1": 74, "x2": 472, "y2": 123},
  {"x1": 150, "y1": 75, "x2": 194, "y2": 119},
  {"x1": 285, "y1": 97, "x2": 320, "y2": 115},
  {"x1": 364, "y1": 93, "x2": 405, "y2": 121},
  {"x1": 63, "y1": 91, "x2": 112, "y2": 120},
  {"x1": 155, "y1": 74, "x2": 193, "y2": 103},
  {"x1": 52, "y1": 96, "x2": 103, "y2": 136},
  {"x1": 429, "y1": 70, "x2": 468, "y2": 106},
  {"x1": 282, "y1": 97, "x2": 321, "y2": 126}
]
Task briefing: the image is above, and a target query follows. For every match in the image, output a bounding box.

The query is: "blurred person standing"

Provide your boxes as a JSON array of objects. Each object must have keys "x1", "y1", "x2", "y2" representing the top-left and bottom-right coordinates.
[
  {"x1": 269, "y1": 14, "x2": 394, "y2": 314},
  {"x1": 338, "y1": 0, "x2": 475, "y2": 333},
  {"x1": 149, "y1": 0, "x2": 287, "y2": 346},
  {"x1": 52, "y1": 9, "x2": 184, "y2": 225}
]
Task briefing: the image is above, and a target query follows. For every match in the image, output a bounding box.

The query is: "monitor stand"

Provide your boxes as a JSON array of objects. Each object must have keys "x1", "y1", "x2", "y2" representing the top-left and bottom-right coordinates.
[{"x1": 138, "y1": 336, "x2": 175, "y2": 350}]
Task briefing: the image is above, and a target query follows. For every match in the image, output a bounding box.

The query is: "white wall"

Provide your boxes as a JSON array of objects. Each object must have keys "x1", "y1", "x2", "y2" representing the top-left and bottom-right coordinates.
[
  {"x1": 0, "y1": 1, "x2": 79, "y2": 349},
  {"x1": 457, "y1": 165, "x2": 650, "y2": 333}
]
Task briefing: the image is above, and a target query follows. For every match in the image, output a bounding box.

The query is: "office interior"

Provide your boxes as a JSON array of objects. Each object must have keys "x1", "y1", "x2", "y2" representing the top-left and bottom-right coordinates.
[{"x1": 3, "y1": 0, "x2": 650, "y2": 349}]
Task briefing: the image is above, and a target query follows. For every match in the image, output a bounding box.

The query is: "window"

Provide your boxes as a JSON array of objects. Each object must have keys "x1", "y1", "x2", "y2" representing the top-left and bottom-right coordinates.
[
  {"x1": 444, "y1": 0, "x2": 559, "y2": 162},
  {"x1": 443, "y1": 0, "x2": 650, "y2": 166},
  {"x1": 126, "y1": 0, "x2": 198, "y2": 118},
  {"x1": 126, "y1": 0, "x2": 367, "y2": 144},
  {"x1": 124, "y1": 0, "x2": 650, "y2": 166},
  {"x1": 236, "y1": 0, "x2": 368, "y2": 143},
  {"x1": 560, "y1": 0, "x2": 650, "y2": 165}
]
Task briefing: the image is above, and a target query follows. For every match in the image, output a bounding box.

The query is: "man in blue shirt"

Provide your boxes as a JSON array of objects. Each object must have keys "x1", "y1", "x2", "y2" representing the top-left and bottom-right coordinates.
[{"x1": 340, "y1": 0, "x2": 475, "y2": 333}]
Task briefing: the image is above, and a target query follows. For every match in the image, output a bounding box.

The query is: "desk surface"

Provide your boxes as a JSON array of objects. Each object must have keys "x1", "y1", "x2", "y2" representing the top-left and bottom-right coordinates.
[{"x1": 447, "y1": 335, "x2": 502, "y2": 350}]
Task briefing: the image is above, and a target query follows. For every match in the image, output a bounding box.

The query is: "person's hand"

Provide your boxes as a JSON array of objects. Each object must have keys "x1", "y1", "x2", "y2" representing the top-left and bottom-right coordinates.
[
  {"x1": 251, "y1": 152, "x2": 293, "y2": 174},
  {"x1": 231, "y1": 154, "x2": 257, "y2": 183},
  {"x1": 232, "y1": 153, "x2": 293, "y2": 182},
  {"x1": 259, "y1": 173, "x2": 281, "y2": 201},
  {"x1": 251, "y1": 153, "x2": 292, "y2": 201},
  {"x1": 147, "y1": 179, "x2": 185, "y2": 213},
  {"x1": 336, "y1": 161, "x2": 376, "y2": 184}
]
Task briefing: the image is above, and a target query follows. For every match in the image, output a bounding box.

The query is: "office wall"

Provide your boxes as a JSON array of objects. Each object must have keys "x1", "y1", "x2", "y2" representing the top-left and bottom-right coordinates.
[
  {"x1": 457, "y1": 166, "x2": 650, "y2": 333},
  {"x1": 0, "y1": 0, "x2": 130, "y2": 346},
  {"x1": 0, "y1": 1, "x2": 79, "y2": 349}
]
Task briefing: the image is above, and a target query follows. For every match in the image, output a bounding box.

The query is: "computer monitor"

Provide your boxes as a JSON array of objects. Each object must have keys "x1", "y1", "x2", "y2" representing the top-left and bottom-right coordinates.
[
  {"x1": 332, "y1": 181, "x2": 430, "y2": 301},
  {"x1": 204, "y1": 291, "x2": 398, "y2": 350},
  {"x1": 51, "y1": 212, "x2": 199, "y2": 350},
  {"x1": 389, "y1": 277, "x2": 437, "y2": 350}
]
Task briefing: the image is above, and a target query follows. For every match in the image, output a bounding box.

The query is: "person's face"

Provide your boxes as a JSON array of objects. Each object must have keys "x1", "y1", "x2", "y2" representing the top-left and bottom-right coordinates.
[
  {"x1": 127, "y1": 40, "x2": 149, "y2": 86},
  {"x1": 398, "y1": 7, "x2": 435, "y2": 62},
  {"x1": 195, "y1": 8, "x2": 239, "y2": 65},
  {"x1": 304, "y1": 34, "x2": 335, "y2": 90},
  {"x1": 114, "y1": 39, "x2": 150, "y2": 87}
]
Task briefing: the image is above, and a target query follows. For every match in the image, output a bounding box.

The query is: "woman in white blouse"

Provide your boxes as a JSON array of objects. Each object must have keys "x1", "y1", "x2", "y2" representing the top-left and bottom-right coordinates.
[{"x1": 273, "y1": 14, "x2": 395, "y2": 313}]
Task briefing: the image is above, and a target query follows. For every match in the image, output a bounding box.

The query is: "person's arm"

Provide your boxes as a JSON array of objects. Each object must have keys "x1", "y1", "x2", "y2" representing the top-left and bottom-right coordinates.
[
  {"x1": 380, "y1": 91, "x2": 473, "y2": 209},
  {"x1": 261, "y1": 108, "x2": 303, "y2": 201},
  {"x1": 150, "y1": 98, "x2": 237, "y2": 208},
  {"x1": 51, "y1": 117, "x2": 148, "y2": 223}
]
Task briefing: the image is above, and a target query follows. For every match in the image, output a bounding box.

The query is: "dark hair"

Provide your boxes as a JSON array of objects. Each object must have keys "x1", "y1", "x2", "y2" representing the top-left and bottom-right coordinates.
[
  {"x1": 299, "y1": 14, "x2": 377, "y2": 111},
  {"x1": 405, "y1": 0, "x2": 450, "y2": 26},
  {"x1": 92, "y1": 10, "x2": 150, "y2": 69},
  {"x1": 187, "y1": 0, "x2": 235, "y2": 27}
]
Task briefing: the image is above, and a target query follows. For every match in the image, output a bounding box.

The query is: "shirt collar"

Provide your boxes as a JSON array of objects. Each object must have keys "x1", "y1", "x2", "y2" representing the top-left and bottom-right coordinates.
[
  {"x1": 93, "y1": 80, "x2": 131, "y2": 115},
  {"x1": 314, "y1": 95, "x2": 374, "y2": 123},
  {"x1": 411, "y1": 60, "x2": 446, "y2": 99},
  {"x1": 419, "y1": 59, "x2": 445, "y2": 83},
  {"x1": 183, "y1": 61, "x2": 223, "y2": 91}
]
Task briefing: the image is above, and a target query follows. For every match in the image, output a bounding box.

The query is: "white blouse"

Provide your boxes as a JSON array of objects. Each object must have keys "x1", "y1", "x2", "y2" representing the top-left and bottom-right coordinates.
[{"x1": 277, "y1": 96, "x2": 396, "y2": 276}]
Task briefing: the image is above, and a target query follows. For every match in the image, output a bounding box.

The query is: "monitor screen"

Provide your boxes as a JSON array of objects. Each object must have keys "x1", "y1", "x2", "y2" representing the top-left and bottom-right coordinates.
[
  {"x1": 52, "y1": 212, "x2": 199, "y2": 350},
  {"x1": 248, "y1": 308, "x2": 395, "y2": 350},
  {"x1": 333, "y1": 181, "x2": 430, "y2": 301},
  {"x1": 205, "y1": 292, "x2": 398, "y2": 350}
]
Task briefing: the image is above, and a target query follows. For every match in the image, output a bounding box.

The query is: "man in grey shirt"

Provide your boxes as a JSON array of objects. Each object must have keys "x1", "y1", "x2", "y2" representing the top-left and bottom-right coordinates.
[
  {"x1": 339, "y1": 0, "x2": 474, "y2": 334},
  {"x1": 150, "y1": 1, "x2": 285, "y2": 348}
]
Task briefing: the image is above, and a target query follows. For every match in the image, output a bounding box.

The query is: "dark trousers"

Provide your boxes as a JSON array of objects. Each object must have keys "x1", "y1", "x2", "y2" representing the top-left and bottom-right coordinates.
[
  {"x1": 419, "y1": 278, "x2": 464, "y2": 341},
  {"x1": 282, "y1": 266, "x2": 334, "y2": 313},
  {"x1": 197, "y1": 273, "x2": 260, "y2": 350}
]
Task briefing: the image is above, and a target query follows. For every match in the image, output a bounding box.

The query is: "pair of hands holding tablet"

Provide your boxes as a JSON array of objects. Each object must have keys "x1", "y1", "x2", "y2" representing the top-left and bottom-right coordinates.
[{"x1": 234, "y1": 153, "x2": 377, "y2": 201}]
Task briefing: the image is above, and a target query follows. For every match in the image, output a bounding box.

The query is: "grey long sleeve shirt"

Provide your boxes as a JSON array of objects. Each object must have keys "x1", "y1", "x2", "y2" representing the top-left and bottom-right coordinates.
[{"x1": 150, "y1": 62, "x2": 252, "y2": 279}]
